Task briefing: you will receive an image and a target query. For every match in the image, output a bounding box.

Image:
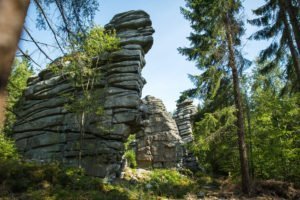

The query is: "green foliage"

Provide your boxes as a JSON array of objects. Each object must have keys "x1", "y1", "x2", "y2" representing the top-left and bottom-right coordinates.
[
  {"x1": 124, "y1": 134, "x2": 137, "y2": 168},
  {"x1": 36, "y1": 0, "x2": 100, "y2": 45},
  {"x1": 0, "y1": 160, "x2": 198, "y2": 199},
  {"x1": 124, "y1": 150, "x2": 137, "y2": 169},
  {"x1": 250, "y1": 68, "x2": 300, "y2": 183},
  {"x1": 147, "y1": 169, "x2": 195, "y2": 198},
  {"x1": 52, "y1": 26, "x2": 119, "y2": 116},
  {"x1": 0, "y1": 160, "x2": 128, "y2": 199},
  {"x1": 50, "y1": 26, "x2": 120, "y2": 167},
  {"x1": 178, "y1": 0, "x2": 249, "y2": 104},
  {"x1": 191, "y1": 106, "x2": 240, "y2": 175},
  {"x1": 0, "y1": 133, "x2": 19, "y2": 161},
  {"x1": 3, "y1": 58, "x2": 33, "y2": 135},
  {"x1": 248, "y1": 0, "x2": 300, "y2": 93},
  {"x1": 83, "y1": 27, "x2": 120, "y2": 57}
]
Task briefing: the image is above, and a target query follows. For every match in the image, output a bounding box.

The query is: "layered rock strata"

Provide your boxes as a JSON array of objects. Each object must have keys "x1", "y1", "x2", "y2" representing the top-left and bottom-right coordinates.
[
  {"x1": 136, "y1": 96, "x2": 183, "y2": 168},
  {"x1": 174, "y1": 99, "x2": 199, "y2": 171},
  {"x1": 12, "y1": 10, "x2": 154, "y2": 178},
  {"x1": 174, "y1": 99, "x2": 197, "y2": 143}
]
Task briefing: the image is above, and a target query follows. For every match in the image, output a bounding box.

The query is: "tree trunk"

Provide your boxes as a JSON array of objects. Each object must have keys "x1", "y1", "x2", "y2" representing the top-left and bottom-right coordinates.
[
  {"x1": 0, "y1": 0, "x2": 30, "y2": 125},
  {"x1": 281, "y1": 7, "x2": 300, "y2": 90},
  {"x1": 245, "y1": 93, "x2": 254, "y2": 178},
  {"x1": 225, "y1": 15, "x2": 251, "y2": 195},
  {"x1": 284, "y1": 0, "x2": 300, "y2": 54},
  {"x1": 78, "y1": 112, "x2": 85, "y2": 168}
]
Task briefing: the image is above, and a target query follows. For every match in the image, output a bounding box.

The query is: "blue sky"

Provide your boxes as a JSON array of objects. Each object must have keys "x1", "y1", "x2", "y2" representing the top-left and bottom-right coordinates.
[{"x1": 22, "y1": 0, "x2": 267, "y2": 112}]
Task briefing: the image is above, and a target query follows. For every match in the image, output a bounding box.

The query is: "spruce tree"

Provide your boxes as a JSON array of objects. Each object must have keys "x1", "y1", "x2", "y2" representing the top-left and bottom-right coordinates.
[
  {"x1": 179, "y1": 0, "x2": 251, "y2": 194},
  {"x1": 249, "y1": 0, "x2": 300, "y2": 91}
]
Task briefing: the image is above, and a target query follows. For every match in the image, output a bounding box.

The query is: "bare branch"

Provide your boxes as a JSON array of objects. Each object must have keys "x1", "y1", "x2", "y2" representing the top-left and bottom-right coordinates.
[
  {"x1": 20, "y1": 38, "x2": 59, "y2": 48},
  {"x1": 54, "y1": 0, "x2": 74, "y2": 41},
  {"x1": 34, "y1": 0, "x2": 65, "y2": 54},
  {"x1": 23, "y1": 27, "x2": 53, "y2": 62},
  {"x1": 18, "y1": 47, "x2": 43, "y2": 69}
]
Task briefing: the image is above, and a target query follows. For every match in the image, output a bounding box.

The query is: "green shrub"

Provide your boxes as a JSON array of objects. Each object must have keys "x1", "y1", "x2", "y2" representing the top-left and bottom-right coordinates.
[
  {"x1": 124, "y1": 134, "x2": 137, "y2": 168},
  {"x1": 147, "y1": 169, "x2": 195, "y2": 198},
  {"x1": 124, "y1": 149, "x2": 137, "y2": 168},
  {"x1": 0, "y1": 133, "x2": 19, "y2": 161}
]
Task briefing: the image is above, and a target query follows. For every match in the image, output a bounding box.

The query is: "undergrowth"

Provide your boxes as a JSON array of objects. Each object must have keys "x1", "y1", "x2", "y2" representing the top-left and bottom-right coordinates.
[{"x1": 0, "y1": 160, "x2": 197, "y2": 200}]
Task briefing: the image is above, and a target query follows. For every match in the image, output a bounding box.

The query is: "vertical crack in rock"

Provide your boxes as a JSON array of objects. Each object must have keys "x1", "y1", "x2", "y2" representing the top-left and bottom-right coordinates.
[{"x1": 12, "y1": 10, "x2": 154, "y2": 178}]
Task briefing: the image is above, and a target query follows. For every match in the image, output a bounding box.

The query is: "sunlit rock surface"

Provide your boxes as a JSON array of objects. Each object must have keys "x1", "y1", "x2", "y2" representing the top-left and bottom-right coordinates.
[
  {"x1": 13, "y1": 10, "x2": 199, "y2": 177},
  {"x1": 13, "y1": 10, "x2": 154, "y2": 178},
  {"x1": 174, "y1": 99, "x2": 200, "y2": 171},
  {"x1": 136, "y1": 96, "x2": 183, "y2": 168}
]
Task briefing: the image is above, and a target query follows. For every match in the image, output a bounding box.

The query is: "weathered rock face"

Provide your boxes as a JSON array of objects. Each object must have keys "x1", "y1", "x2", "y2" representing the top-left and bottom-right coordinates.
[
  {"x1": 174, "y1": 99, "x2": 197, "y2": 143},
  {"x1": 12, "y1": 10, "x2": 200, "y2": 175},
  {"x1": 12, "y1": 10, "x2": 154, "y2": 178},
  {"x1": 174, "y1": 99, "x2": 199, "y2": 171},
  {"x1": 136, "y1": 96, "x2": 182, "y2": 168}
]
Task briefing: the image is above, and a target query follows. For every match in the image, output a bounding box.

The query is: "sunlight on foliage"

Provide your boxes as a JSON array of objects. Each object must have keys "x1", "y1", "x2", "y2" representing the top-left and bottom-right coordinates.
[{"x1": 3, "y1": 58, "x2": 33, "y2": 135}]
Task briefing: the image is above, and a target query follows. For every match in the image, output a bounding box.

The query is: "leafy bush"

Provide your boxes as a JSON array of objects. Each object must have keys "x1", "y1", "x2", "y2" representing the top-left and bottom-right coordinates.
[
  {"x1": 124, "y1": 134, "x2": 137, "y2": 168},
  {"x1": 147, "y1": 169, "x2": 195, "y2": 198},
  {"x1": 124, "y1": 149, "x2": 137, "y2": 168},
  {"x1": 0, "y1": 133, "x2": 19, "y2": 161}
]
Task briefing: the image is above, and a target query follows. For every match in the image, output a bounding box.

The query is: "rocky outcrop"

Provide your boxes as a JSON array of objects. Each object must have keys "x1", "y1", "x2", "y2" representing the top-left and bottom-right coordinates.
[
  {"x1": 174, "y1": 99, "x2": 197, "y2": 143},
  {"x1": 174, "y1": 99, "x2": 199, "y2": 171},
  {"x1": 12, "y1": 10, "x2": 200, "y2": 176},
  {"x1": 12, "y1": 10, "x2": 154, "y2": 178},
  {"x1": 136, "y1": 96, "x2": 182, "y2": 168}
]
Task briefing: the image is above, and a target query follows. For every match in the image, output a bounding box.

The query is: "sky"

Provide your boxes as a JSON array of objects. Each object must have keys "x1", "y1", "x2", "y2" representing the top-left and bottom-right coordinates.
[{"x1": 22, "y1": 0, "x2": 266, "y2": 112}]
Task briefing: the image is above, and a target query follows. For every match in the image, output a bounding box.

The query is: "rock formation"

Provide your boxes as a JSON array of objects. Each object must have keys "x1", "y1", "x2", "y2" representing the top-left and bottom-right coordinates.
[
  {"x1": 174, "y1": 99, "x2": 197, "y2": 143},
  {"x1": 12, "y1": 10, "x2": 154, "y2": 178},
  {"x1": 136, "y1": 96, "x2": 182, "y2": 168},
  {"x1": 12, "y1": 10, "x2": 200, "y2": 177},
  {"x1": 174, "y1": 99, "x2": 199, "y2": 171}
]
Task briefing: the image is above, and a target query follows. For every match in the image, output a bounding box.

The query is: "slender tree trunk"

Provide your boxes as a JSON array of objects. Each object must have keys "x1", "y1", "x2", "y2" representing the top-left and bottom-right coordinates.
[
  {"x1": 225, "y1": 15, "x2": 251, "y2": 195},
  {"x1": 245, "y1": 93, "x2": 254, "y2": 179},
  {"x1": 282, "y1": 8, "x2": 300, "y2": 89},
  {"x1": 78, "y1": 112, "x2": 85, "y2": 168},
  {"x1": 284, "y1": 0, "x2": 300, "y2": 53},
  {"x1": 0, "y1": 0, "x2": 30, "y2": 125}
]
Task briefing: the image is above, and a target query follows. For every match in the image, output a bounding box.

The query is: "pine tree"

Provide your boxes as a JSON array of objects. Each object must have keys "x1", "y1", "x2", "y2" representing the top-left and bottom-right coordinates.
[
  {"x1": 179, "y1": 0, "x2": 251, "y2": 194},
  {"x1": 249, "y1": 0, "x2": 300, "y2": 91},
  {"x1": 284, "y1": 0, "x2": 300, "y2": 53}
]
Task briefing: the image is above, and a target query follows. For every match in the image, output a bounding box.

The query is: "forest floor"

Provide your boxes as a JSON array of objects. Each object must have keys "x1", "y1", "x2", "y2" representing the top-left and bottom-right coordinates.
[
  {"x1": 120, "y1": 168, "x2": 300, "y2": 200},
  {"x1": 184, "y1": 178, "x2": 300, "y2": 200},
  {"x1": 0, "y1": 160, "x2": 299, "y2": 200}
]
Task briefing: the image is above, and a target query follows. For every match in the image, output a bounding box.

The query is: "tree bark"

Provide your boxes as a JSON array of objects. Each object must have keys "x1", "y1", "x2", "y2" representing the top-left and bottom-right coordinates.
[
  {"x1": 284, "y1": 0, "x2": 300, "y2": 54},
  {"x1": 78, "y1": 112, "x2": 85, "y2": 168},
  {"x1": 225, "y1": 15, "x2": 251, "y2": 195},
  {"x1": 281, "y1": 5, "x2": 300, "y2": 90},
  {"x1": 245, "y1": 93, "x2": 254, "y2": 178},
  {"x1": 0, "y1": 0, "x2": 30, "y2": 125}
]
